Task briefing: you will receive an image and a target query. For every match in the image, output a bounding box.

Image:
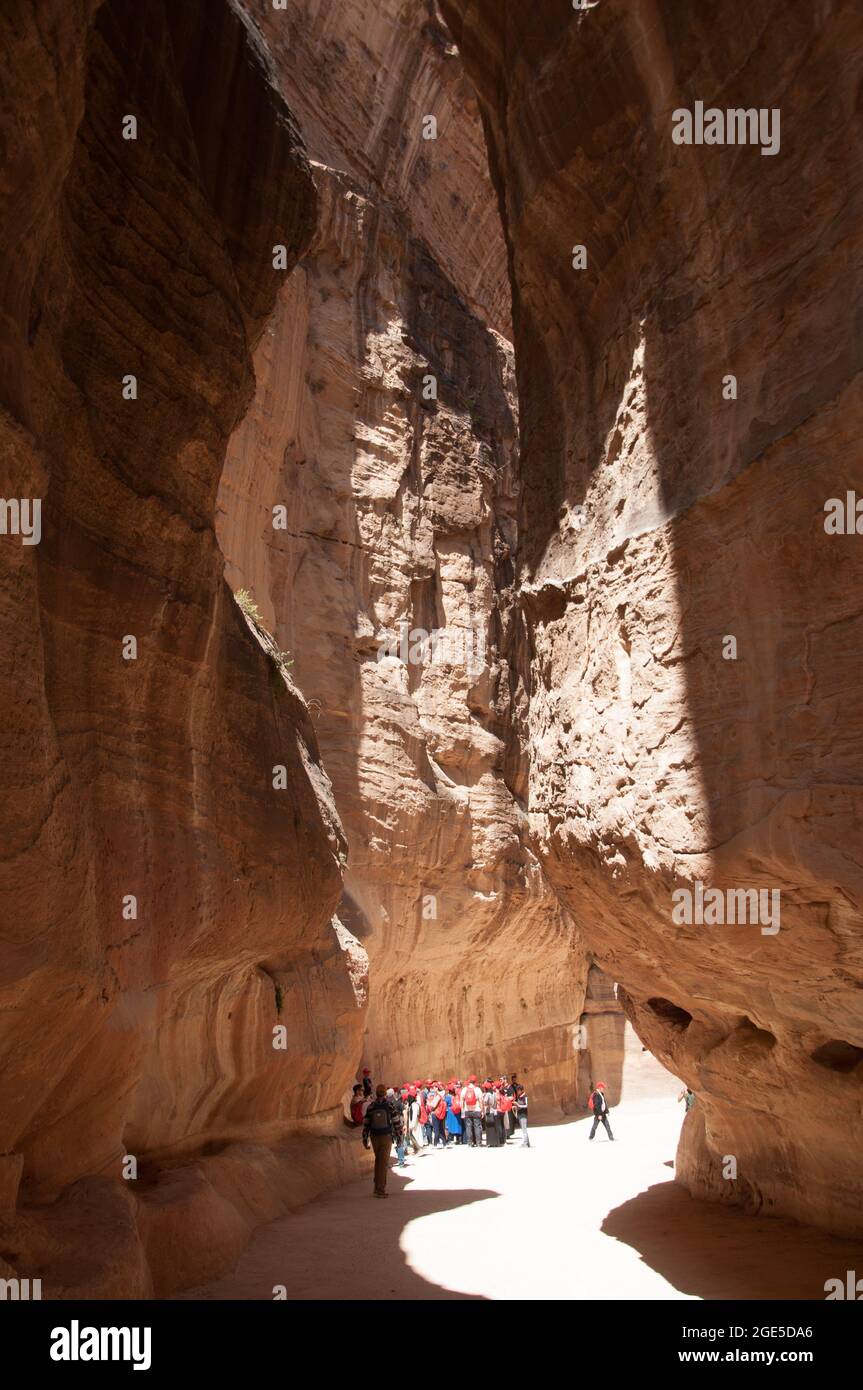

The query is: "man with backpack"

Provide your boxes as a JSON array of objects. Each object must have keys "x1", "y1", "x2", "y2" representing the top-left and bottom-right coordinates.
[
  {"x1": 460, "y1": 1075, "x2": 484, "y2": 1147},
  {"x1": 588, "y1": 1081, "x2": 615, "y2": 1141},
  {"x1": 362, "y1": 1084, "x2": 404, "y2": 1196}
]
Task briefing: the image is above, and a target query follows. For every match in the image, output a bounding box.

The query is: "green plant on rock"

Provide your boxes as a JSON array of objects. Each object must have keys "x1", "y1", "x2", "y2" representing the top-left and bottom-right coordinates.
[{"x1": 234, "y1": 587, "x2": 264, "y2": 627}]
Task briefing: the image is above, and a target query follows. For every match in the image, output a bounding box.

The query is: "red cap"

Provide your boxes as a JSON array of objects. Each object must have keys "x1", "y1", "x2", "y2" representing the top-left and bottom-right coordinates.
[
  {"x1": 362, "y1": 1068, "x2": 370, "y2": 1075},
  {"x1": 469, "y1": 1074, "x2": 477, "y2": 1083},
  {"x1": 596, "y1": 1081, "x2": 606, "y2": 1089}
]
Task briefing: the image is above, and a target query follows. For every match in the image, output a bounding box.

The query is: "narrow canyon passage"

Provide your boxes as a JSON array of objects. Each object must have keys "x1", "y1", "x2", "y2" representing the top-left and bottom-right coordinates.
[
  {"x1": 0, "y1": 0, "x2": 861, "y2": 1328},
  {"x1": 180, "y1": 1099, "x2": 863, "y2": 1303}
]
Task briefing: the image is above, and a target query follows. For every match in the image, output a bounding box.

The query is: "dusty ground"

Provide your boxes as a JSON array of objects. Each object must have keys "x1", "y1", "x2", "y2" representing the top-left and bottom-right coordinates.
[{"x1": 178, "y1": 1098, "x2": 863, "y2": 1300}]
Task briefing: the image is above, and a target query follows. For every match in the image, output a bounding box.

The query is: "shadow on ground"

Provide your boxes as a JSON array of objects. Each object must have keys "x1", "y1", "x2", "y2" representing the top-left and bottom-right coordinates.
[
  {"x1": 603, "y1": 1181, "x2": 863, "y2": 1301},
  {"x1": 176, "y1": 1168, "x2": 498, "y2": 1300}
]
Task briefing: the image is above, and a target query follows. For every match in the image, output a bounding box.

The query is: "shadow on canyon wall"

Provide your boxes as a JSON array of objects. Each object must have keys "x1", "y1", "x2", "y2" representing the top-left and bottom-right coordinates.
[{"x1": 439, "y1": 0, "x2": 863, "y2": 1234}]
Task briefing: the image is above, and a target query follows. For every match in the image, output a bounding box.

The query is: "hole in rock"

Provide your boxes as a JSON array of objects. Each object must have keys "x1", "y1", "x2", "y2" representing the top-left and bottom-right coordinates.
[
  {"x1": 811, "y1": 1039, "x2": 863, "y2": 1072},
  {"x1": 733, "y1": 1019, "x2": 777, "y2": 1052},
  {"x1": 646, "y1": 998, "x2": 692, "y2": 1030}
]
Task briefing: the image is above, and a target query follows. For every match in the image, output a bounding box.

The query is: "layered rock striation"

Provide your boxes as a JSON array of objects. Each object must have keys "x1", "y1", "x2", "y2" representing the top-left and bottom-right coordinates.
[
  {"x1": 440, "y1": 0, "x2": 863, "y2": 1234},
  {"x1": 0, "y1": 0, "x2": 366, "y2": 1296}
]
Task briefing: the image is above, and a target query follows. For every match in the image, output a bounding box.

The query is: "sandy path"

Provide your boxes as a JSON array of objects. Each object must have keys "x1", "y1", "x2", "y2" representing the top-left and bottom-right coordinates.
[{"x1": 178, "y1": 1099, "x2": 863, "y2": 1300}]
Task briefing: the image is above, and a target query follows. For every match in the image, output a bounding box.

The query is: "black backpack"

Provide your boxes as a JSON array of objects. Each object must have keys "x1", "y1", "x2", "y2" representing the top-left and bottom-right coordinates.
[{"x1": 367, "y1": 1100, "x2": 393, "y2": 1135}]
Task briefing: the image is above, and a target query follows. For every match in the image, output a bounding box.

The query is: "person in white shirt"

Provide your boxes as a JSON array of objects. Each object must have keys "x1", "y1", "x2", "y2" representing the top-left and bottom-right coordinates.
[{"x1": 460, "y1": 1075, "x2": 484, "y2": 1148}]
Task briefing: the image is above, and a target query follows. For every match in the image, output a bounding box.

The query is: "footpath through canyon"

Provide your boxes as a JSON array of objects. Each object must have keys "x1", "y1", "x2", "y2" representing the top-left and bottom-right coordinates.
[{"x1": 0, "y1": 0, "x2": 860, "y2": 1301}]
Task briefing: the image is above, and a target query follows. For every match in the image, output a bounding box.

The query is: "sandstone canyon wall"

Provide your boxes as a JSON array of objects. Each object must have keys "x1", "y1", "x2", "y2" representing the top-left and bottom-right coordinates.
[
  {"x1": 0, "y1": 0, "x2": 367, "y2": 1297},
  {"x1": 218, "y1": 0, "x2": 596, "y2": 1108},
  {"x1": 440, "y1": 0, "x2": 863, "y2": 1235}
]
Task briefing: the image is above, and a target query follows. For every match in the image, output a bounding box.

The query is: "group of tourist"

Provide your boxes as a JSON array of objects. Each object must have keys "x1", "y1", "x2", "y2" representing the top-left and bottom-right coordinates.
[{"x1": 350, "y1": 1069, "x2": 615, "y2": 1197}]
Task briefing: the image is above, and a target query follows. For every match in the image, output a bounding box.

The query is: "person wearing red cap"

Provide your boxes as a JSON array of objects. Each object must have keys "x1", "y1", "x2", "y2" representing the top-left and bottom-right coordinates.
[
  {"x1": 498, "y1": 1078, "x2": 514, "y2": 1142},
  {"x1": 419, "y1": 1087, "x2": 432, "y2": 1146},
  {"x1": 483, "y1": 1081, "x2": 502, "y2": 1146},
  {"x1": 446, "y1": 1084, "x2": 463, "y2": 1144},
  {"x1": 588, "y1": 1081, "x2": 615, "y2": 1141},
  {"x1": 460, "y1": 1075, "x2": 484, "y2": 1147},
  {"x1": 427, "y1": 1082, "x2": 447, "y2": 1147}
]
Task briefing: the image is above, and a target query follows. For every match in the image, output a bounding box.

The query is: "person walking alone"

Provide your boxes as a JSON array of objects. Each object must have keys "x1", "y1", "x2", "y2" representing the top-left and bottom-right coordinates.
[
  {"x1": 588, "y1": 1081, "x2": 615, "y2": 1141},
  {"x1": 460, "y1": 1075, "x2": 484, "y2": 1147},
  {"x1": 363, "y1": 1084, "x2": 404, "y2": 1196}
]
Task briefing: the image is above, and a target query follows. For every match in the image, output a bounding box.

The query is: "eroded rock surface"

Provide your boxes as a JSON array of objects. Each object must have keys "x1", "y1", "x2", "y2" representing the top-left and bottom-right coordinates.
[
  {"x1": 218, "y1": 0, "x2": 589, "y2": 1107},
  {"x1": 0, "y1": 0, "x2": 366, "y2": 1296},
  {"x1": 440, "y1": 0, "x2": 863, "y2": 1234}
]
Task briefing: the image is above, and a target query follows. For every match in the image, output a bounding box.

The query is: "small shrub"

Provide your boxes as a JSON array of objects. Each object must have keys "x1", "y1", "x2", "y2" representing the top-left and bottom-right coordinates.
[{"x1": 234, "y1": 587, "x2": 264, "y2": 626}]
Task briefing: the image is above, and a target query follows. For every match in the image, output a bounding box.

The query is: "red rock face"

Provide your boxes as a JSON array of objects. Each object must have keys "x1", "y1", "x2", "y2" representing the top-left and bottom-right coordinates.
[
  {"x1": 218, "y1": 0, "x2": 594, "y2": 1110},
  {"x1": 439, "y1": 0, "x2": 863, "y2": 1234},
  {"x1": 0, "y1": 0, "x2": 366, "y2": 1296}
]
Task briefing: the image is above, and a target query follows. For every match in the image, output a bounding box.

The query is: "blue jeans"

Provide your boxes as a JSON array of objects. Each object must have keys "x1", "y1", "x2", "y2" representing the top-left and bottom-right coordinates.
[
  {"x1": 396, "y1": 1142, "x2": 406, "y2": 1165},
  {"x1": 518, "y1": 1114, "x2": 530, "y2": 1146}
]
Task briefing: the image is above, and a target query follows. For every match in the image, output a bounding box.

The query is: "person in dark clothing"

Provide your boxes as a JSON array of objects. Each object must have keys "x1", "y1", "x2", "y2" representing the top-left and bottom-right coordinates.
[
  {"x1": 588, "y1": 1081, "x2": 614, "y2": 1140},
  {"x1": 483, "y1": 1084, "x2": 502, "y2": 1147},
  {"x1": 362, "y1": 1084, "x2": 404, "y2": 1196},
  {"x1": 387, "y1": 1087, "x2": 407, "y2": 1167},
  {"x1": 514, "y1": 1084, "x2": 530, "y2": 1147},
  {"x1": 362, "y1": 1068, "x2": 373, "y2": 1098}
]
